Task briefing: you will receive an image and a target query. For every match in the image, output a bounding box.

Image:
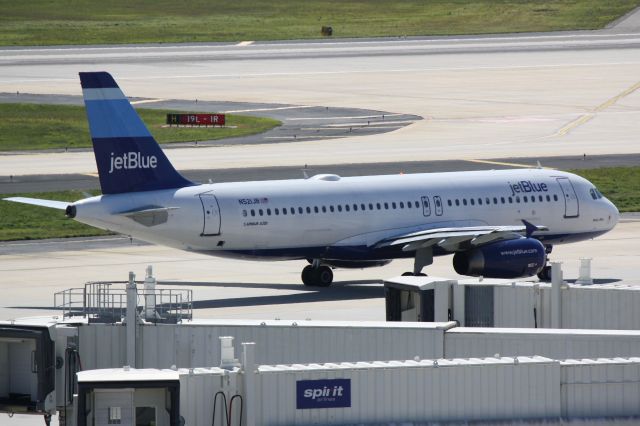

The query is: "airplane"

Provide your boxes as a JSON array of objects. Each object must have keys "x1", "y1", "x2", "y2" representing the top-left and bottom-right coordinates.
[{"x1": 4, "y1": 72, "x2": 619, "y2": 286}]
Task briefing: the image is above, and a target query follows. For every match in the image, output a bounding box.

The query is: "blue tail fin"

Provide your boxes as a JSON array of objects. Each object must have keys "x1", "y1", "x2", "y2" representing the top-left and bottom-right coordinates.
[{"x1": 80, "y1": 72, "x2": 194, "y2": 194}]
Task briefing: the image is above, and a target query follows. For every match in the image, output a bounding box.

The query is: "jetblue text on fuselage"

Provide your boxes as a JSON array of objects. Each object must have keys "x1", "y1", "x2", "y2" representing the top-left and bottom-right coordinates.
[
  {"x1": 108, "y1": 152, "x2": 158, "y2": 174},
  {"x1": 509, "y1": 180, "x2": 548, "y2": 196}
]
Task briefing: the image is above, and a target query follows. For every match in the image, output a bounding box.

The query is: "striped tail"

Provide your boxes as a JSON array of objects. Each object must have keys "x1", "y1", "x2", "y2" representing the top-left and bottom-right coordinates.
[{"x1": 80, "y1": 72, "x2": 194, "y2": 194}]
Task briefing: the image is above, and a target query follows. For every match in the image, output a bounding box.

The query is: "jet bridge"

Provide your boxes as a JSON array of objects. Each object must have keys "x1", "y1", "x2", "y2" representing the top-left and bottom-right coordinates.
[{"x1": 0, "y1": 324, "x2": 56, "y2": 416}]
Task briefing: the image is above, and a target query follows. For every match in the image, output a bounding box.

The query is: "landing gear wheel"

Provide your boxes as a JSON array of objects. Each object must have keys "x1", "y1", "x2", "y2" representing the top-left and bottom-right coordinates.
[
  {"x1": 402, "y1": 272, "x2": 414, "y2": 276},
  {"x1": 315, "y1": 266, "x2": 333, "y2": 287},
  {"x1": 301, "y1": 265, "x2": 333, "y2": 286},
  {"x1": 302, "y1": 265, "x2": 315, "y2": 286},
  {"x1": 537, "y1": 265, "x2": 552, "y2": 281}
]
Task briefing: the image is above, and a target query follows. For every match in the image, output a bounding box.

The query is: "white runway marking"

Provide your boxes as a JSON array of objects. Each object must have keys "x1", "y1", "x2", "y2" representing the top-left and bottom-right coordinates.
[
  {"x1": 222, "y1": 105, "x2": 315, "y2": 113},
  {"x1": 130, "y1": 98, "x2": 168, "y2": 105},
  {"x1": 236, "y1": 41, "x2": 255, "y2": 46}
]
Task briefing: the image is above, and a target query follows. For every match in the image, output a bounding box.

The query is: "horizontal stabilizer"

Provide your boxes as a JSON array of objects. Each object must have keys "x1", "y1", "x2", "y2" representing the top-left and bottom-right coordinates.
[{"x1": 2, "y1": 197, "x2": 69, "y2": 210}]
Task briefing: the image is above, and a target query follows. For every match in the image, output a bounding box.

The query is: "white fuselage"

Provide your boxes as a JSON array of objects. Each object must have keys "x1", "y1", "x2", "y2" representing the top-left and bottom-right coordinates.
[{"x1": 71, "y1": 169, "x2": 618, "y2": 261}]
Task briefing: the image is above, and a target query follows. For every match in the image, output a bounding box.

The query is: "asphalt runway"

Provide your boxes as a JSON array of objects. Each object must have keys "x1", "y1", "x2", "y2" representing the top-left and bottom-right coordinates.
[{"x1": 1, "y1": 153, "x2": 639, "y2": 194}]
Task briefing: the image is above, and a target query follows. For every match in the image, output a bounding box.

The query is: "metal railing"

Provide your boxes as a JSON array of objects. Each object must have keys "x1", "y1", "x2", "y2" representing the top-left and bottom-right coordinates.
[{"x1": 54, "y1": 281, "x2": 192, "y2": 324}]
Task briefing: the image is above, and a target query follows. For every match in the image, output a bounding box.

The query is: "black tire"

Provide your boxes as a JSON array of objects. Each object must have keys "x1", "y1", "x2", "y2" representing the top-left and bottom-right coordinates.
[
  {"x1": 301, "y1": 265, "x2": 315, "y2": 286},
  {"x1": 537, "y1": 265, "x2": 552, "y2": 281},
  {"x1": 316, "y1": 266, "x2": 333, "y2": 287},
  {"x1": 402, "y1": 272, "x2": 414, "y2": 276}
]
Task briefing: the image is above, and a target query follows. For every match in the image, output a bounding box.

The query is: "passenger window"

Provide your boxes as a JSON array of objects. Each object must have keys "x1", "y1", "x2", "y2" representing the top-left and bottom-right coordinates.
[
  {"x1": 290, "y1": 207, "x2": 295, "y2": 215},
  {"x1": 338, "y1": 205, "x2": 343, "y2": 212},
  {"x1": 546, "y1": 195, "x2": 551, "y2": 202},
  {"x1": 508, "y1": 197, "x2": 513, "y2": 204},
  {"x1": 353, "y1": 204, "x2": 358, "y2": 211},
  {"x1": 539, "y1": 195, "x2": 543, "y2": 202},
  {"x1": 415, "y1": 201, "x2": 420, "y2": 208},
  {"x1": 377, "y1": 203, "x2": 381, "y2": 210},
  {"x1": 486, "y1": 197, "x2": 491, "y2": 204},
  {"x1": 369, "y1": 203, "x2": 374, "y2": 210},
  {"x1": 478, "y1": 198, "x2": 482, "y2": 205},
  {"x1": 267, "y1": 208, "x2": 271, "y2": 215},
  {"x1": 515, "y1": 196, "x2": 520, "y2": 203},
  {"x1": 306, "y1": 207, "x2": 311, "y2": 214},
  {"x1": 259, "y1": 209, "x2": 264, "y2": 216},
  {"x1": 314, "y1": 206, "x2": 319, "y2": 213},
  {"x1": 251, "y1": 209, "x2": 255, "y2": 217},
  {"x1": 283, "y1": 208, "x2": 287, "y2": 215},
  {"x1": 361, "y1": 203, "x2": 366, "y2": 210},
  {"x1": 493, "y1": 197, "x2": 497, "y2": 204},
  {"x1": 298, "y1": 207, "x2": 303, "y2": 214},
  {"x1": 463, "y1": 199, "x2": 467, "y2": 206},
  {"x1": 446, "y1": 200, "x2": 451, "y2": 207},
  {"x1": 470, "y1": 199, "x2": 475, "y2": 206},
  {"x1": 392, "y1": 202, "x2": 397, "y2": 209},
  {"x1": 275, "y1": 208, "x2": 279, "y2": 215},
  {"x1": 554, "y1": 194, "x2": 558, "y2": 201},
  {"x1": 242, "y1": 210, "x2": 247, "y2": 217},
  {"x1": 384, "y1": 202, "x2": 389, "y2": 209},
  {"x1": 523, "y1": 196, "x2": 527, "y2": 203},
  {"x1": 345, "y1": 205, "x2": 350, "y2": 212},
  {"x1": 322, "y1": 206, "x2": 326, "y2": 213},
  {"x1": 330, "y1": 205, "x2": 335, "y2": 212},
  {"x1": 501, "y1": 197, "x2": 505, "y2": 204}
]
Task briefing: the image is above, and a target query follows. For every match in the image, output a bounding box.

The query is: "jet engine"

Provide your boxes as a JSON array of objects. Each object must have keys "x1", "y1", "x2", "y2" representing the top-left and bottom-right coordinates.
[{"x1": 453, "y1": 238, "x2": 545, "y2": 279}]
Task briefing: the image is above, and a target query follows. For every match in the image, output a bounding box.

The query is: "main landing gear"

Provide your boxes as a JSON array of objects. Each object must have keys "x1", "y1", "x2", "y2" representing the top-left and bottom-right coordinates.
[
  {"x1": 301, "y1": 263, "x2": 334, "y2": 287},
  {"x1": 537, "y1": 245, "x2": 553, "y2": 281},
  {"x1": 402, "y1": 247, "x2": 433, "y2": 277}
]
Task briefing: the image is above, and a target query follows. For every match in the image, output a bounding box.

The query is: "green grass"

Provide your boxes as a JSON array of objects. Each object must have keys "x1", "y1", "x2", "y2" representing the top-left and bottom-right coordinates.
[
  {"x1": 1, "y1": 166, "x2": 638, "y2": 241},
  {"x1": 0, "y1": 104, "x2": 280, "y2": 151},
  {"x1": 1, "y1": 0, "x2": 639, "y2": 46},
  {"x1": 570, "y1": 167, "x2": 640, "y2": 213}
]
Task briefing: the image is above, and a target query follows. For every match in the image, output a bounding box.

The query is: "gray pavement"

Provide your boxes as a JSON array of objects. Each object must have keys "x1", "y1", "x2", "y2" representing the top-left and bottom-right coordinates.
[
  {"x1": 606, "y1": 6, "x2": 640, "y2": 33},
  {"x1": 1, "y1": 153, "x2": 639, "y2": 194}
]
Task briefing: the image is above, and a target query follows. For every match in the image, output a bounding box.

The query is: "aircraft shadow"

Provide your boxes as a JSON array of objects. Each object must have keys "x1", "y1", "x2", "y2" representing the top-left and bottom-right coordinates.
[
  {"x1": 191, "y1": 283, "x2": 384, "y2": 310},
  {"x1": 156, "y1": 279, "x2": 379, "y2": 291}
]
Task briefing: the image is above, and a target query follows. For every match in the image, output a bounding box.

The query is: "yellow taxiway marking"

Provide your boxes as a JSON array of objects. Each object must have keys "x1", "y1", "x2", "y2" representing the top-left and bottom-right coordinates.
[
  {"x1": 130, "y1": 98, "x2": 168, "y2": 105},
  {"x1": 83, "y1": 173, "x2": 99, "y2": 177},
  {"x1": 236, "y1": 41, "x2": 254, "y2": 46},
  {"x1": 557, "y1": 80, "x2": 640, "y2": 137},
  {"x1": 466, "y1": 159, "x2": 554, "y2": 169}
]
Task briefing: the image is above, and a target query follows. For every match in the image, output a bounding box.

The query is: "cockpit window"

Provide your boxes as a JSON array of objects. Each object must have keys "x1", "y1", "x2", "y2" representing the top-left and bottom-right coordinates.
[{"x1": 590, "y1": 187, "x2": 604, "y2": 199}]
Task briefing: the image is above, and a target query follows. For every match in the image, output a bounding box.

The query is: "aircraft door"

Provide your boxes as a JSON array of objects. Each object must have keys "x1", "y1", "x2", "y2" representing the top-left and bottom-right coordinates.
[
  {"x1": 433, "y1": 196, "x2": 443, "y2": 216},
  {"x1": 421, "y1": 196, "x2": 431, "y2": 217},
  {"x1": 556, "y1": 177, "x2": 579, "y2": 218},
  {"x1": 199, "y1": 193, "x2": 221, "y2": 236}
]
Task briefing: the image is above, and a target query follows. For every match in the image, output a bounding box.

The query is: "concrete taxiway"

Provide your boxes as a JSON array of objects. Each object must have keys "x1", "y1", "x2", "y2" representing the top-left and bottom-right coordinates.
[
  {"x1": 1, "y1": 33, "x2": 640, "y2": 175},
  {"x1": 2, "y1": 153, "x2": 639, "y2": 194}
]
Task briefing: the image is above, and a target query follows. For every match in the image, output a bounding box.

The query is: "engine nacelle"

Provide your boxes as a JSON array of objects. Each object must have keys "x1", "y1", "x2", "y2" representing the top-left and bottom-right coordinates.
[{"x1": 453, "y1": 238, "x2": 545, "y2": 279}]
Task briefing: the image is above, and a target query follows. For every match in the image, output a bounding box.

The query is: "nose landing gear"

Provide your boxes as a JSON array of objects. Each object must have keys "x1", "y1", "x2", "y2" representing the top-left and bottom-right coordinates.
[{"x1": 302, "y1": 264, "x2": 334, "y2": 286}]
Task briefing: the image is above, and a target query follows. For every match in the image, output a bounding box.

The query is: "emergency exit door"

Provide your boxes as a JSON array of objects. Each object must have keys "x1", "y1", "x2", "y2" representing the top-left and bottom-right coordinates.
[{"x1": 199, "y1": 193, "x2": 221, "y2": 236}]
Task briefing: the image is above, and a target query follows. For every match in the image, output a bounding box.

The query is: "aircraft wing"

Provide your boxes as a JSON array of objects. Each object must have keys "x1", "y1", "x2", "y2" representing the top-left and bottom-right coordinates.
[
  {"x1": 374, "y1": 223, "x2": 547, "y2": 252},
  {"x1": 2, "y1": 197, "x2": 69, "y2": 210}
]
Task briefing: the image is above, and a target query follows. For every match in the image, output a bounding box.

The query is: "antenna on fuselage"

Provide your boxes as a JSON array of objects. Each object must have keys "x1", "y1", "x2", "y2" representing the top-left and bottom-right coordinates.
[
  {"x1": 302, "y1": 164, "x2": 309, "y2": 179},
  {"x1": 536, "y1": 161, "x2": 543, "y2": 169}
]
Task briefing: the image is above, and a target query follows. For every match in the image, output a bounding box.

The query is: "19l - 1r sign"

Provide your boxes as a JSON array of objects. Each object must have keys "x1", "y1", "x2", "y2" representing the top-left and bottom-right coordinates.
[
  {"x1": 296, "y1": 379, "x2": 351, "y2": 409},
  {"x1": 166, "y1": 113, "x2": 225, "y2": 126}
]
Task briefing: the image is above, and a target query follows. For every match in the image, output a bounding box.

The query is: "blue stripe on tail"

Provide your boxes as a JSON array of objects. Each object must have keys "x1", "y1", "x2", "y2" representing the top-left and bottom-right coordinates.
[{"x1": 79, "y1": 72, "x2": 194, "y2": 194}]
